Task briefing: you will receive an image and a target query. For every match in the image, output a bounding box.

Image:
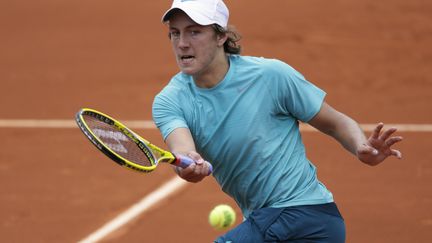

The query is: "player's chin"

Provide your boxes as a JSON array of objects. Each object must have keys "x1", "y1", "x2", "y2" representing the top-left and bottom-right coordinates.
[
  {"x1": 177, "y1": 60, "x2": 197, "y2": 74},
  {"x1": 179, "y1": 66, "x2": 198, "y2": 76}
]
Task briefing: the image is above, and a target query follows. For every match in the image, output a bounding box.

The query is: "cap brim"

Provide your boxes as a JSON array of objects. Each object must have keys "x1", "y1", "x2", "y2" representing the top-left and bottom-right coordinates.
[
  {"x1": 161, "y1": 7, "x2": 215, "y2": 26},
  {"x1": 161, "y1": 8, "x2": 177, "y2": 22}
]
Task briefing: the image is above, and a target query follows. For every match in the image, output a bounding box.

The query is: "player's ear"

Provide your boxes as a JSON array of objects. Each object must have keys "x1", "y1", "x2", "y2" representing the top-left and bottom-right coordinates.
[
  {"x1": 216, "y1": 32, "x2": 228, "y2": 47},
  {"x1": 212, "y1": 24, "x2": 228, "y2": 47}
]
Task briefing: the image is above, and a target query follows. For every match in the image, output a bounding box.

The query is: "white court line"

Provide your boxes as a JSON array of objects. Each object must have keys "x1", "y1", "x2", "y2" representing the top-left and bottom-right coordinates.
[
  {"x1": 0, "y1": 119, "x2": 431, "y2": 131},
  {"x1": 299, "y1": 123, "x2": 432, "y2": 132},
  {"x1": 78, "y1": 176, "x2": 188, "y2": 243}
]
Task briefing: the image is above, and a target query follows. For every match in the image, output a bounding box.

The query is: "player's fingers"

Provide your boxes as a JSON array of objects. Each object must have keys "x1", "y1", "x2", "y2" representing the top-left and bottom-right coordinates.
[
  {"x1": 371, "y1": 123, "x2": 384, "y2": 139},
  {"x1": 391, "y1": 149, "x2": 402, "y2": 159},
  {"x1": 379, "y1": 127, "x2": 398, "y2": 141},
  {"x1": 205, "y1": 161, "x2": 213, "y2": 175},
  {"x1": 181, "y1": 152, "x2": 211, "y2": 177},
  {"x1": 194, "y1": 165, "x2": 205, "y2": 176},
  {"x1": 194, "y1": 161, "x2": 210, "y2": 175},
  {"x1": 385, "y1": 136, "x2": 403, "y2": 147},
  {"x1": 187, "y1": 151, "x2": 205, "y2": 165},
  {"x1": 180, "y1": 165, "x2": 205, "y2": 183},
  {"x1": 180, "y1": 162, "x2": 196, "y2": 175}
]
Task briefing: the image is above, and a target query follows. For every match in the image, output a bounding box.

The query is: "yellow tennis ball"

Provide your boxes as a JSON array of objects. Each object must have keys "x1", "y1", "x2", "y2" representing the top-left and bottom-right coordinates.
[{"x1": 208, "y1": 204, "x2": 236, "y2": 230}]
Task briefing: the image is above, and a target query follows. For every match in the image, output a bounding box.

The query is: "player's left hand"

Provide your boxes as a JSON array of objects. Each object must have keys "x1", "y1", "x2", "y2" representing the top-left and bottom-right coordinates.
[{"x1": 357, "y1": 123, "x2": 403, "y2": 166}]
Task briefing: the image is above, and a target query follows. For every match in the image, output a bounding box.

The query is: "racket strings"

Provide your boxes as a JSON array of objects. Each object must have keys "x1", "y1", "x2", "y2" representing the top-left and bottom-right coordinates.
[{"x1": 82, "y1": 114, "x2": 154, "y2": 167}]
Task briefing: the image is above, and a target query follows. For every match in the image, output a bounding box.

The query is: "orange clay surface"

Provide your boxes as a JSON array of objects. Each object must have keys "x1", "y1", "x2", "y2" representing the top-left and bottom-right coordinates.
[{"x1": 1, "y1": 0, "x2": 431, "y2": 242}]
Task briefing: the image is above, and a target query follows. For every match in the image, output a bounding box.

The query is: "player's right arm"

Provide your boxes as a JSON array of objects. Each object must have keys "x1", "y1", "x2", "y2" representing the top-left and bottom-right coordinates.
[{"x1": 165, "y1": 127, "x2": 212, "y2": 182}]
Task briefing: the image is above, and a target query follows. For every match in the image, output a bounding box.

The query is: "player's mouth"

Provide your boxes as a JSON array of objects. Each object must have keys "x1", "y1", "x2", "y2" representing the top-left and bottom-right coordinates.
[{"x1": 179, "y1": 55, "x2": 195, "y2": 65}]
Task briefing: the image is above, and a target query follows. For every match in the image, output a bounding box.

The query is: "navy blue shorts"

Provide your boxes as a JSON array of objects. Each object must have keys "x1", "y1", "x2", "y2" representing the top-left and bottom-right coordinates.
[{"x1": 214, "y1": 203, "x2": 345, "y2": 243}]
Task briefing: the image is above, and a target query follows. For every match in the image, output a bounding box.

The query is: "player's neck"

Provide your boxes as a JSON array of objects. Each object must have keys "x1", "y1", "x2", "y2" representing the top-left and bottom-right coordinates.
[{"x1": 193, "y1": 54, "x2": 229, "y2": 89}]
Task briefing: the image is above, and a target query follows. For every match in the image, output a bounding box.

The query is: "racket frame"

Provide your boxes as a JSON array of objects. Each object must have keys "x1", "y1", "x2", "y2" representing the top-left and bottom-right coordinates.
[{"x1": 76, "y1": 108, "x2": 170, "y2": 173}]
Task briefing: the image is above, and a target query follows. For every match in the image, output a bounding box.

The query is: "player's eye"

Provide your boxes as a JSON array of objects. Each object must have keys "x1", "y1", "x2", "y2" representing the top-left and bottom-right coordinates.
[
  {"x1": 190, "y1": 30, "x2": 200, "y2": 37},
  {"x1": 169, "y1": 31, "x2": 180, "y2": 39}
]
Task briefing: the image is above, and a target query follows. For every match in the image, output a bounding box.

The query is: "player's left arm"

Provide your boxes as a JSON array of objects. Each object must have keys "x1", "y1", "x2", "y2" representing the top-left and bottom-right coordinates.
[{"x1": 307, "y1": 102, "x2": 403, "y2": 166}]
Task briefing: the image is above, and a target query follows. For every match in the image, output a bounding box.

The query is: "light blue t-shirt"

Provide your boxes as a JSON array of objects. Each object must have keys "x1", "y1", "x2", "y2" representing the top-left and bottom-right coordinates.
[{"x1": 152, "y1": 55, "x2": 333, "y2": 218}]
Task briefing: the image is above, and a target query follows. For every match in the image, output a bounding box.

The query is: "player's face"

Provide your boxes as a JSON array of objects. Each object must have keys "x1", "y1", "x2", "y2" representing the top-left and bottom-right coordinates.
[{"x1": 168, "y1": 11, "x2": 225, "y2": 78}]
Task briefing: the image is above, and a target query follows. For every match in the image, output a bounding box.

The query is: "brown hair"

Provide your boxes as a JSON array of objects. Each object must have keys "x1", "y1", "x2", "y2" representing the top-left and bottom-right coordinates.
[{"x1": 212, "y1": 24, "x2": 242, "y2": 55}]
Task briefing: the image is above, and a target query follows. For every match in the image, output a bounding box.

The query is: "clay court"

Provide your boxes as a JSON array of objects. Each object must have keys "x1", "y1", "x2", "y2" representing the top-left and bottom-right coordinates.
[{"x1": 1, "y1": 0, "x2": 431, "y2": 242}]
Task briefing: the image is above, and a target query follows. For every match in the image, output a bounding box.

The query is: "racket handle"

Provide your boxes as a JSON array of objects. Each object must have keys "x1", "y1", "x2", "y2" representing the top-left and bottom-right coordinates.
[{"x1": 174, "y1": 154, "x2": 213, "y2": 175}]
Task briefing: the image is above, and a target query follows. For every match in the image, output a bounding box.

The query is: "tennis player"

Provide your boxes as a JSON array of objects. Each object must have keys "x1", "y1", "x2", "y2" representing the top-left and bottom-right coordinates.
[{"x1": 152, "y1": 0, "x2": 403, "y2": 242}]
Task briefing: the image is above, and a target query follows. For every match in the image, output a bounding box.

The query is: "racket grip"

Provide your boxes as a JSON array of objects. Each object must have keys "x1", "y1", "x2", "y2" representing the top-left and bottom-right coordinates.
[{"x1": 174, "y1": 154, "x2": 213, "y2": 175}]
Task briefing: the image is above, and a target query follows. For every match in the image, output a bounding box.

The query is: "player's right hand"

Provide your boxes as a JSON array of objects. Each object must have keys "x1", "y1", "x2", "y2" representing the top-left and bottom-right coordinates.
[{"x1": 174, "y1": 151, "x2": 212, "y2": 183}]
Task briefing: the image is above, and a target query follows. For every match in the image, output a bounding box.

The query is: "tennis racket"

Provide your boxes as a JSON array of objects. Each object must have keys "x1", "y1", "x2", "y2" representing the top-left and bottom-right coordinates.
[{"x1": 75, "y1": 108, "x2": 212, "y2": 174}]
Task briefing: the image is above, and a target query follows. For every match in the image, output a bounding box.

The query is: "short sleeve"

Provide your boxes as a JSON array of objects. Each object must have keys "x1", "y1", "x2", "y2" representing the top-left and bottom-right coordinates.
[
  {"x1": 268, "y1": 60, "x2": 326, "y2": 122},
  {"x1": 152, "y1": 88, "x2": 189, "y2": 140}
]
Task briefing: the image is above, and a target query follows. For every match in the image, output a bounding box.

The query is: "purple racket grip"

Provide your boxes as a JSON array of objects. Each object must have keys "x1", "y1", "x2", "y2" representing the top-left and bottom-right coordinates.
[{"x1": 173, "y1": 153, "x2": 213, "y2": 175}]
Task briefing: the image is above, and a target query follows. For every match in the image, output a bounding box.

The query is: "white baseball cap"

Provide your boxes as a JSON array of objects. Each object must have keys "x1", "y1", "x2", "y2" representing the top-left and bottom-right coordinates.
[{"x1": 162, "y1": 0, "x2": 229, "y2": 28}]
